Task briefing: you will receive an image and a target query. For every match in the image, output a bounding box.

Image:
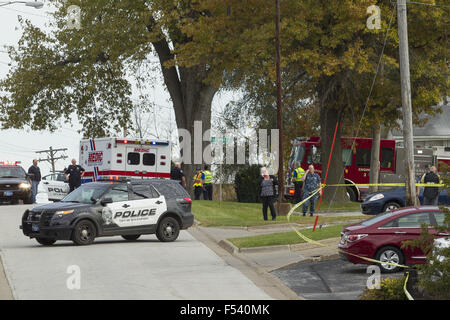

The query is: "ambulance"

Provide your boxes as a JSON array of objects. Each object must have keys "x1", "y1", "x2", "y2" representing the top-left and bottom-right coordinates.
[{"x1": 79, "y1": 137, "x2": 171, "y2": 183}]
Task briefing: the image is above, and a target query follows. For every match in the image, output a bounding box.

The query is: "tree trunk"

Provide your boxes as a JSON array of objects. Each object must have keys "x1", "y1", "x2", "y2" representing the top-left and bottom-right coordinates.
[
  {"x1": 369, "y1": 122, "x2": 381, "y2": 194},
  {"x1": 319, "y1": 93, "x2": 348, "y2": 203}
]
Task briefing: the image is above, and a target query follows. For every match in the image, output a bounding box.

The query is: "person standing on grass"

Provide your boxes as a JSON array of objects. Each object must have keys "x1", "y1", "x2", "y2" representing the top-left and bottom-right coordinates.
[
  {"x1": 259, "y1": 169, "x2": 278, "y2": 221},
  {"x1": 302, "y1": 164, "x2": 322, "y2": 217},
  {"x1": 193, "y1": 167, "x2": 203, "y2": 200}
]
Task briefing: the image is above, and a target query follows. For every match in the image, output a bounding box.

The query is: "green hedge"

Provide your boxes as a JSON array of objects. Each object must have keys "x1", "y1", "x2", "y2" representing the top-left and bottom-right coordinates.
[{"x1": 234, "y1": 165, "x2": 261, "y2": 203}]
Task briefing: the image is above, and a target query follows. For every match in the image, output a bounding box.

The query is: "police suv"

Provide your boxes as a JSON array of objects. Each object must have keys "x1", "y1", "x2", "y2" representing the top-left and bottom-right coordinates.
[
  {"x1": 0, "y1": 161, "x2": 33, "y2": 204},
  {"x1": 21, "y1": 178, "x2": 194, "y2": 245}
]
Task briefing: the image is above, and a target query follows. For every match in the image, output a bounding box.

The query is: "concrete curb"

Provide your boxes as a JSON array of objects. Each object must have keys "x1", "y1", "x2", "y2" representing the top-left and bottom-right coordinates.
[
  {"x1": 222, "y1": 237, "x2": 341, "y2": 254},
  {"x1": 0, "y1": 250, "x2": 14, "y2": 300}
]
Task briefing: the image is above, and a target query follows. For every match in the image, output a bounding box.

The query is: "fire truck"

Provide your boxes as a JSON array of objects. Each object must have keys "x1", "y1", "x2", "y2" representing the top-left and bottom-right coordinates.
[
  {"x1": 80, "y1": 137, "x2": 171, "y2": 183},
  {"x1": 286, "y1": 136, "x2": 450, "y2": 201}
]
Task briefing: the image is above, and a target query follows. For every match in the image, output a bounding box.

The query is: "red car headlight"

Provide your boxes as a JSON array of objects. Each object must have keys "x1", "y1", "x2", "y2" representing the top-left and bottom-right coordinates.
[{"x1": 347, "y1": 234, "x2": 368, "y2": 242}]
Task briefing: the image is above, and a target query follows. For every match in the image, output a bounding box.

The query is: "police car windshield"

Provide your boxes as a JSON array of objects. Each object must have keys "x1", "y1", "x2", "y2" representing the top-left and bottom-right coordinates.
[
  {"x1": 62, "y1": 183, "x2": 110, "y2": 204},
  {"x1": 0, "y1": 166, "x2": 26, "y2": 178}
]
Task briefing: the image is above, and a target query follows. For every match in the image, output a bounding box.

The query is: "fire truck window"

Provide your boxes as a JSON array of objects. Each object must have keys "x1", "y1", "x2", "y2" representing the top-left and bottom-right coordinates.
[
  {"x1": 356, "y1": 148, "x2": 371, "y2": 167},
  {"x1": 380, "y1": 147, "x2": 394, "y2": 169},
  {"x1": 127, "y1": 152, "x2": 140, "y2": 165},
  {"x1": 307, "y1": 146, "x2": 321, "y2": 164},
  {"x1": 342, "y1": 148, "x2": 352, "y2": 166},
  {"x1": 143, "y1": 153, "x2": 156, "y2": 166}
]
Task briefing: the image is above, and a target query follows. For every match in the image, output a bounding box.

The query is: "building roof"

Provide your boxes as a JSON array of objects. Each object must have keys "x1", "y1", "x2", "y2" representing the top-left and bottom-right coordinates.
[{"x1": 391, "y1": 102, "x2": 450, "y2": 138}]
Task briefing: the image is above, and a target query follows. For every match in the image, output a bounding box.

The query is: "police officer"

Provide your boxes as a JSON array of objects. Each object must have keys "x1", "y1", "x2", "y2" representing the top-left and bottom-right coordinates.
[
  {"x1": 292, "y1": 165, "x2": 305, "y2": 203},
  {"x1": 302, "y1": 165, "x2": 322, "y2": 216},
  {"x1": 65, "y1": 159, "x2": 85, "y2": 192},
  {"x1": 202, "y1": 165, "x2": 213, "y2": 200},
  {"x1": 170, "y1": 162, "x2": 186, "y2": 189},
  {"x1": 193, "y1": 167, "x2": 203, "y2": 200},
  {"x1": 27, "y1": 159, "x2": 41, "y2": 204},
  {"x1": 419, "y1": 166, "x2": 442, "y2": 205}
]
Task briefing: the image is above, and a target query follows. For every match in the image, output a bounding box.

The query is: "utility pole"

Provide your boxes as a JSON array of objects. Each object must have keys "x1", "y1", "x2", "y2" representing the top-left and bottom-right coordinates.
[
  {"x1": 275, "y1": 0, "x2": 284, "y2": 210},
  {"x1": 397, "y1": 0, "x2": 418, "y2": 206},
  {"x1": 36, "y1": 147, "x2": 68, "y2": 173}
]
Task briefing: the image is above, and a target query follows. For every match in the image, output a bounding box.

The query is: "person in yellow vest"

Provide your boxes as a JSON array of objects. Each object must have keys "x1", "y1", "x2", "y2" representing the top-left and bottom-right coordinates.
[
  {"x1": 292, "y1": 166, "x2": 305, "y2": 203},
  {"x1": 193, "y1": 167, "x2": 203, "y2": 200},
  {"x1": 202, "y1": 165, "x2": 213, "y2": 200}
]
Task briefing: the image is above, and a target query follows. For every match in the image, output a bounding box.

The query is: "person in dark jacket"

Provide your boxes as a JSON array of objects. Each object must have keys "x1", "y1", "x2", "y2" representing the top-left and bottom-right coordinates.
[
  {"x1": 258, "y1": 168, "x2": 278, "y2": 221},
  {"x1": 65, "y1": 159, "x2": 85, "y2": 192},
  {"x1": 170, "y1": 162, "x2": 186, "y2": 189},
  {"x1": 27, "y1": 159, "x2": 41, "y2": 204},
  {"x1": 419, "y1": 166, "x2": 442, "y2": 205}
]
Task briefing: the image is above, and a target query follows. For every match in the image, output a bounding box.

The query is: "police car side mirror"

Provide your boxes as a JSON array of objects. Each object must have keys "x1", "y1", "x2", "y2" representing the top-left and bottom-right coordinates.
[{"x1": 100, "y1": 198, "x2": 113, "y2": 206}]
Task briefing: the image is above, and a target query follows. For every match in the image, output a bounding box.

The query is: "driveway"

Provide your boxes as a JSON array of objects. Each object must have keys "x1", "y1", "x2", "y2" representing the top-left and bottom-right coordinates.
[
  {"x1": 0, "y1": 204, "x2": 270, "y2": 300},
  {"x1": 272, "y1": 258, "x2": 403, "y2": 300}
]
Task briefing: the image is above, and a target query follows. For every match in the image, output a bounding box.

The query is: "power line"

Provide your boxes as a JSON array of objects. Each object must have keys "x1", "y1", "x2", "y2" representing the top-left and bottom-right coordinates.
[
  {"x1": 406, "y1": 1, "x2": 450, "y2": 8},
  {"x1": 35, "y1": 146, "x2": 68, "y2": 173}
]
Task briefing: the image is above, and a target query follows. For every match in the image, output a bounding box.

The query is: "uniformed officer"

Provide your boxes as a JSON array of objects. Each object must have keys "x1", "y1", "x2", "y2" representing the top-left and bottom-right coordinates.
[
  {"x1": 418, "y1": 166, "x2": 442, "y2": 205},
  {"x1": 202, "y1": 165, "x2": 213, "y2": 200},
  {"x1": 65, "y1": 159, "x2": 85, "y2": 192},
  {"x1": 292, "y1": 166, "x2": 305, "y2": 203},
  {"x1": 170, "y1": 162, "x2": 186, "y2": 189},
  {"x1": 193, "y1": 167, "x2": 203, "y2": 200},
  {"x1": 302, "y1": 165, "x2": 322, "y2": 217}
]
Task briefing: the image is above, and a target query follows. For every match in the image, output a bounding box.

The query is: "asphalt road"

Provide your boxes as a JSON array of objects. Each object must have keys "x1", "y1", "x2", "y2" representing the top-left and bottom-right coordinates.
[
  {"x1": 0, "y1": 204, "x2": 270, "y2": 300},
  {"x1": 272, "y1": 258, "x2": 403, "y2": 300}
]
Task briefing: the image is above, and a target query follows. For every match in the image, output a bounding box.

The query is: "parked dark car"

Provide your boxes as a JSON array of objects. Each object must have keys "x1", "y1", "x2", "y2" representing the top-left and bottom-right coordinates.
[
  {"x1": 21, "y1": 178, "x2": 194, "y2": 245},
  {"x1": 339, "y1": 206, "x2": 449, "y2": 273},
  {"x1": 361, "y1": 187, "x2": 449, "y2": 215}
]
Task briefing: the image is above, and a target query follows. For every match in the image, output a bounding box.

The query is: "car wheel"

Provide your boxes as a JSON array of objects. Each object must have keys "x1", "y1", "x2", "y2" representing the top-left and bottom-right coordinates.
[
  {"x1": 121, "y1": 235, "x2": 141, "y2": 241},
  {"x1": 156, "y1": 217, "x2": 180, "y2": 242},
  {"x1": 36, "y1": 238, "x2": 56, "y2": 246},
  {"x1": 72, "y1": 220, "x2": 96, "y2": 245},
  {"x1": 383, "y1": 202, "x2": 400, "y2": 212},
  {"x1": 346, "y1": 187, "x2": 358, "y2": 202},
  {"x1": 375, "y1": 246, "x2": 404, "y2": 273}
]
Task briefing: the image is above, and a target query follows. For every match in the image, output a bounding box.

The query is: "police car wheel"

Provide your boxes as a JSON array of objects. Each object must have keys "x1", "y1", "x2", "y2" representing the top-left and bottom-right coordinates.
[
  {"x1": 72, "y1": 220, "x2": 96, "y2": 245},
  {"x1": 36, "y1": 238, "x2": 56, "y2": 246},
  {"x1": 121, "y1": 235, "x2": 141, "y2": 241},
  {"x1": 156, "y1": 217, "x2": 180, "y2": 242}
]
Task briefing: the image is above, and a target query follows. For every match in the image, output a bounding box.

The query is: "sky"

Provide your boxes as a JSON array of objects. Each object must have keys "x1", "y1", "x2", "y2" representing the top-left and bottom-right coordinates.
[{"x1": 0, "y1": 1, "x2": 240, "y2": 176}]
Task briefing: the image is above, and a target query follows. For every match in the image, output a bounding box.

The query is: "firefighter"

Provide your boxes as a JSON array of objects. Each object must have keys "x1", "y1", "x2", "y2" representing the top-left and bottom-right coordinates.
[
  {"x1": 292, "y1": 165, "x2": 305, "y2": 203},
  {"x1": 202, "y1": 165, "x2": 213, "y2": 200},
  {"x1": 193, "y1": 167, "x2": 203, "y2": 200}
]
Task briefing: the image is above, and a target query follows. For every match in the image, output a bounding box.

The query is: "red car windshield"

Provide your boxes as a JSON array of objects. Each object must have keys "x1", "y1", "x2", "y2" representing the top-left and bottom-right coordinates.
[{"x1": 360, "y1": 211, "x2": 401, "y2": 226}]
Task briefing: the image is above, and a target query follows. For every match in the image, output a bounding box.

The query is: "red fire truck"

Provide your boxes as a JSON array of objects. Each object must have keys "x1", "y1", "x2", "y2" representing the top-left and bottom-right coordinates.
[
  {"x1": 287, "y1": 136, "x2": 449, "y2": 201},
  {"x1": 287, "y1": 136, "x2": 397, "y2": 201}
]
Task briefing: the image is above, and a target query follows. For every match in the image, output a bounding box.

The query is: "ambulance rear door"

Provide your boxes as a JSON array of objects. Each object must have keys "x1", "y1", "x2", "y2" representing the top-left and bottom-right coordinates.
[{"x1": 125, "y1": 146, "x2": 157, "y2": 176}]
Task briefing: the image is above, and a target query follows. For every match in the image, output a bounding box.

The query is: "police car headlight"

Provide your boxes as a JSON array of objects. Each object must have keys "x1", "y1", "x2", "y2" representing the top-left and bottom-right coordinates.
[
  {"x1": 368, "y1": 194, "x2": 384, "y2": 201},
  {"x1": 19, "y1": 183, "x2": 31, "y2": 189},
  {"x1": 55, "y1": 210, "x2": 74, "y2": 217}
]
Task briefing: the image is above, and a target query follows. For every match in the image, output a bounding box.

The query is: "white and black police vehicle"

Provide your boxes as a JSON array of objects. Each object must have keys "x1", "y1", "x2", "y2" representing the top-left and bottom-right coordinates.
[{"x1": 21, "y1": 177, "x2": 194, "y2": 245}]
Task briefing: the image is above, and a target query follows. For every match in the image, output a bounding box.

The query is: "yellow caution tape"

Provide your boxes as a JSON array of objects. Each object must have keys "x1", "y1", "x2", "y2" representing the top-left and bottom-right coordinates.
[
  {"x1": 324, "y1": 183, "x2": 446, "y2": 187},
  {"x1": 404, "y1": 272, "x2": 414, "y2": 300}
]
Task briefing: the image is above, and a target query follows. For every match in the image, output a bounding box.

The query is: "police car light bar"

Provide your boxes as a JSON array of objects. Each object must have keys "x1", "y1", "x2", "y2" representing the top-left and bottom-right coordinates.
[{"x1": 0, "y1": 161, "x2": 20, "y2": 166}]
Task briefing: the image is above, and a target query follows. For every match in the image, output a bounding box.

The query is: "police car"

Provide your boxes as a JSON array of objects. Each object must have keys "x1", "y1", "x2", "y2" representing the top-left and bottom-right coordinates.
[
  {"x1": 0, "y1": 161, "x2": 33, "y2": 204},
  {"x1": 20, "y1": 177, "x2": 194, "y2": 245},
  {"x1": 41, "y1": 172, "x2": 70, "y2": 201}
]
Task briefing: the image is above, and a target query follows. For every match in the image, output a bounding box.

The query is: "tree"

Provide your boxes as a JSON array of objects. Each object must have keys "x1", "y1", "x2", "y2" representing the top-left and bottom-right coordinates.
[
  {"x1": 177, "y1": 0, "x2": 448, "y2": 202},
  {"x1": 0, "y1": 0, "x2": 220, "y2": 194}
]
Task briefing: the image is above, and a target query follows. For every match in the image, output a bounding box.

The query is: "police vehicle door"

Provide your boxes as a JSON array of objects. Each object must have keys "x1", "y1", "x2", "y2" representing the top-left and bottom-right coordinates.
[
  {"x1": 104, "y1": 183, "x2": 166, "y2": 229},
  {"x1": 42, "y1": 173, "x2": 69, "y2": 200}
]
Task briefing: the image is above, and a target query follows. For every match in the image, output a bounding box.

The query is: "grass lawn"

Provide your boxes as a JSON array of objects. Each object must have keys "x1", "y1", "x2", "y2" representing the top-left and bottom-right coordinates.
[
  {"x1": 192, "y1": 200, "x2": 366, "y2": 227},
  {"x1": 228, "y1": 224, "x2": 344, "y2": 249}
]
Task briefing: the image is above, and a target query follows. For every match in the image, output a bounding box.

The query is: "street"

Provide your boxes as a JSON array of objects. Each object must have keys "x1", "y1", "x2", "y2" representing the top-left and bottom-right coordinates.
[
  {"x1": 272, "y1": 258, "x2": 403, "y2": 300},
  {"x1": 0, "y1": 204, "x2": 270, "y2": 300}
]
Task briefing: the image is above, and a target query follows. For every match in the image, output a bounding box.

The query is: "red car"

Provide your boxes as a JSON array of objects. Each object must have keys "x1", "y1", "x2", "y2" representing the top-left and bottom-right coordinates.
[{"x1": 339, "y1": 206, "x2": 449, "y2": 273}]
